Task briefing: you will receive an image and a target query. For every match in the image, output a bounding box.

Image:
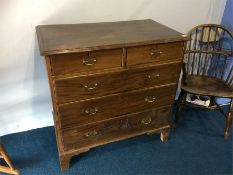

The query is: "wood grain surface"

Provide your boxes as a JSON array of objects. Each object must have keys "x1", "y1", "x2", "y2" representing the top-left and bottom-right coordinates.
[
  {"x1": 58, "y1": 84, "x2": 177, "y2": 129},
  {"x1": 62, "y1": 106, "x2": 171, "y2": 151},
  {"x1": 54, "y1": 62, "x2": 181, "y2": 104},
  {"x1": 36, "y1": 19, "x2": 187, "y2": 55},
  {"x1": 50, "y1": 49, "x2": 122, "y2": 75},
  {"x1": 127, "y1": 42, "x2": 184, "y2": 66}
]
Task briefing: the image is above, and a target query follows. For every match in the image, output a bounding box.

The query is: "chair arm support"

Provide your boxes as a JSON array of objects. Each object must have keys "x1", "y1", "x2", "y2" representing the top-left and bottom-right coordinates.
[{"x1": 182, "y1": 60, "x2": 187, "y2": 86}]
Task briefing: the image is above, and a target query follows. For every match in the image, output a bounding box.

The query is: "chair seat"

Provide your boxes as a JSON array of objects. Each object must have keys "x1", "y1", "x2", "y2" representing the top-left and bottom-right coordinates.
[{"x1": 181, "y1": 76, "x2": 233, "y2": 98}]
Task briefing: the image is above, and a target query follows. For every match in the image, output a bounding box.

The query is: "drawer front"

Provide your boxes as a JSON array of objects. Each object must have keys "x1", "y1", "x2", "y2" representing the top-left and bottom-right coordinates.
[
  {"x1": 58, "y1": 84, "x2": 176, "y2": 129},
  {"x1": 127, "y1": 42, "x2": 184, "y2": 66},
  {"x1": 62, "y1": 106, "x2": 172, "y2": 151},
  {"x1": 50, "y1": 49, "x2": 122, "y2": 75},
  {"x1": 54, "y1": 62, "x2": 181, "y2": 104}
]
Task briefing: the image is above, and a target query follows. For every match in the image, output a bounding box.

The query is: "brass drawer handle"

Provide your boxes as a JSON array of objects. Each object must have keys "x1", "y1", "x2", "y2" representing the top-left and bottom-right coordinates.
[
  {"x1": 85, "y1": 130, "x2": 98, "y2": 137},
  {"x1": 147, "y1": 73, "x2": 160, "y2": 80},
  {"x1": 145, "y1": 96, "x2": 156, "y2": 103},
  {"x1": 85, "y1": 107, "x2": 98, "y2": 115},
  {"x1": 141, "y1": 117, "x2": 152, "y2": 125},
  {"x1": 82, "y1": 57, "x2": 97, "y2": 66},
  {"x1": 149, "y1": 49, "x2": 162, "y2": 58},
  {"x1": 84, "y1": 82, "x2": 98, "y2": 90}
]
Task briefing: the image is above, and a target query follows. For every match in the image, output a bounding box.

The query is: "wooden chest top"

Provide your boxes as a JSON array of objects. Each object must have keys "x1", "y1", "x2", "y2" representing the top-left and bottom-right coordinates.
[{"x1": 36, "y1": 19, "x2": 187, "y2": 55}]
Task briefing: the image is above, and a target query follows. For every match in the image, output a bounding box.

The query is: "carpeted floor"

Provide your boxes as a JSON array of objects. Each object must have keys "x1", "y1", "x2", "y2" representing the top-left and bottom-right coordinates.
[{"x1": 1, "y1": 106, "x2": 232, "y2": 175}]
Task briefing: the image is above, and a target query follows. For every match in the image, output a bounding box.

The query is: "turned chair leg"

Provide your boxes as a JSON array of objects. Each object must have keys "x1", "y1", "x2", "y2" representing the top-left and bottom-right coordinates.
[
  {"x1": 224, "y1": 99, "x2": 233, "y2": 139},
  {"x1": 0, "y1": 144, "x2": 19, "y2": 175},
  {"x1": 173, "y1": 90, "x2": 187, "y2": 130}
]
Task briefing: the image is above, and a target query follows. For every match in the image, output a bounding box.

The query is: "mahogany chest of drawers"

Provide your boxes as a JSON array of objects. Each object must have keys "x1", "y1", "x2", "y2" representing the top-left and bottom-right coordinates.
[{"x1": 36, "y1": 19, "x2": 187, "y2": 170}]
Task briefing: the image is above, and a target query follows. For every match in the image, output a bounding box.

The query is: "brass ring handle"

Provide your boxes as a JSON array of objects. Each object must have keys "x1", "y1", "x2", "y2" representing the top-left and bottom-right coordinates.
[
  {"x1": 149, "y1": 49, "x2": 162, "y2": 58},
  {"x1": 141, "y1": 117, "x2": 152, "y2": 125},
  {"x1": 84, "y1": 82, "x2": 98, "y2": 90},
  {"x1": 145, "y1": 96, "x2": 156, "y2": 103},
  {"x1": 85, "y1": 130, "x2": 98, "y2": 137},
  {"x1": 82, "y1": 57, "x2": 97, "y2": 66},
  {"x1": 147, "y1": 73, "x2": 160, "y2": 80},
  {"x1": 85, "y1": 107, "x2": 98, "y2": 115}
]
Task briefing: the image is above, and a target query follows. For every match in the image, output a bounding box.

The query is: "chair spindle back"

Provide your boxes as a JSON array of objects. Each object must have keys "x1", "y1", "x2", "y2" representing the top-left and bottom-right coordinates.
[{"x1": 184, "y1": 24, "x2": 233, "y2": 88}]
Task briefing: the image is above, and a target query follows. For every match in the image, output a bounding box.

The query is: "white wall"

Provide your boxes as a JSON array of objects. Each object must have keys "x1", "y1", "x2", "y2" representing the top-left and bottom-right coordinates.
[{"x1": 0, "y1": 0, "x2": 227, "y2": 136}]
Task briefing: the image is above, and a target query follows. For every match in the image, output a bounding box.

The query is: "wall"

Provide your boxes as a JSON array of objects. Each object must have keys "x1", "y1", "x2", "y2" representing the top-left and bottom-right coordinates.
[
  {"x1": 222, "y1": 0, "x2": 233, "y2": 30},
  {"x1": 0, "y1": 0, "x2": 227, "y2": 136},
  {"x1": 216, "y1": 0, "x2": 233, "y2": 104}
]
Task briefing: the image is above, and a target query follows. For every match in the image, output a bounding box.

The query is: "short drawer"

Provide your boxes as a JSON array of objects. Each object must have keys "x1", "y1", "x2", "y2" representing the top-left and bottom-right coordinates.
[
  {"x1": 62, "y1": 106, "x2": 172, "y2": 151},
  {"x1": 54, "y1": 62, "x2": 181, "y2": 104},
  {"x1": 127, "y1": 42, "x2": 184, "y2": 67},
  {"x1": 50, "y1": 49, "x2": 122, "y2": 75},
  {"x1": 57, "y1": 84, "x2": 176, "y2": 129}
]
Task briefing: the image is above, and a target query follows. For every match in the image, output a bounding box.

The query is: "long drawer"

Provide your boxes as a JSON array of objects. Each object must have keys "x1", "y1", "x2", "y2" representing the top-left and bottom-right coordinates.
[
  {"x1": 54, "y1": 62, "x2": 181, "y2": 104},
  {"x1": 57, "y1": 84, "x2": 176, "y2": 129},
  {"x1": 127, "y1": 42, "x2": 183, "y2": 67},
  {"x1": 62, "y1": 105, "x2": 172, "y2": 151}
]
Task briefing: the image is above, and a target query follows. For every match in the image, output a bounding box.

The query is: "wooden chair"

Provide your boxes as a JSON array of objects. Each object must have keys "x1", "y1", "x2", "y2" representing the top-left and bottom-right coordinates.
[
  {"x1": 0, "y1": 138, "x2": 19, "y2": 175},
  {"x1": 173, "y1": 24, "x2": 233, "y2": 139}
]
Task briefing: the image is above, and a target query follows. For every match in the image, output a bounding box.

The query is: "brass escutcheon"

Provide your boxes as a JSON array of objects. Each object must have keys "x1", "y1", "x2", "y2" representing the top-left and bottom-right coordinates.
[
  {"x1": 147, "y1": 73, "x2": 160, "y2": 80},
  {"x1": 141, "y1": 117, "x2": 152, "y2": 125},
  {"x1": 145, "y1": 96, "x2": 156, "y2": 103},
  {"x1": 149, "y1": 49, "x2": 162, "y2": 58},
  {"x1": 84, "y1": 82, "x2": 98, "y2": 90},
  {"x1": 82, "y1": 57, "x2": 97, "y2": 66},
  {"x1": 85, "y1": 107, "x2": 98, "y2": 115},
  {"x1": 85, "y1": 130, "x2": 98, "y2": 137}
]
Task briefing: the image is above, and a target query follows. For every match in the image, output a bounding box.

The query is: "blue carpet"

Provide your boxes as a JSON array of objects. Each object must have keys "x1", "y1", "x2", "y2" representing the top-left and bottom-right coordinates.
[{"x1": 1, "y1": 106, "x2": 232, "y2": 175}]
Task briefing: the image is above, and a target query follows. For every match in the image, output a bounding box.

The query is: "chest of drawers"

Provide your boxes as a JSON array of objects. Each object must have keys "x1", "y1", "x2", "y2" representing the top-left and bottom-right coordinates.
[{"x1": 36, "y1": 19, "x2": 187, "y2": 170}]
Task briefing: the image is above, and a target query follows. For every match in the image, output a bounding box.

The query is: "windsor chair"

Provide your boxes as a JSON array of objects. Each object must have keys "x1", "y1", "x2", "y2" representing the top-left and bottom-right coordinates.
[{"x1": 173, "y1": 24, "x2": 233, "y2": 139}]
